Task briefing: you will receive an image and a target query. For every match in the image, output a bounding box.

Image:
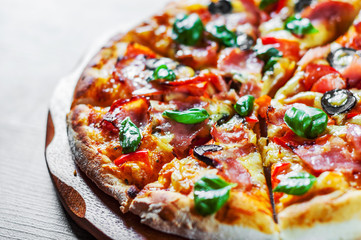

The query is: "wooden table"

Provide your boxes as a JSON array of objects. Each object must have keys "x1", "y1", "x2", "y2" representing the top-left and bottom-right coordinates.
[{"x1": 0, "y1": 0, "x2": 169, "y2": 239}]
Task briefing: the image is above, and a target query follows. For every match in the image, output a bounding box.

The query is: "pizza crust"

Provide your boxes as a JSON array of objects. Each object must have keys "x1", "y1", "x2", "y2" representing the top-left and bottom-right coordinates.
[
  {"x1": 67, "y1": 104, "x2": 135, "y2": 212},
  {"x1": 130, "y1": 190, "x2": 279, "y2": 240},
  {"x1": 278, "y1": 190, "x2": 361, "y2": 240}
]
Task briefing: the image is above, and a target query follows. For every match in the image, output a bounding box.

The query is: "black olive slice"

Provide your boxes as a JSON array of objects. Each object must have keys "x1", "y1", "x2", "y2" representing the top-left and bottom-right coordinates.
[
  {"x1": 295, "y1": 0, "x2": 313, "y2": 13},
  {"x1": 327, "y1": 47, "x2": 356, "y2": 72},
  {"x1": 193, "y1": 145, "x2": 223, "y2": 167},
  {"x1": 208, "y1": 2, "x2": 217, "y2": 14},
  {"x1": 218, "y1": 0, "x2": 232, "y2": 14},
  {"x1": 236, "y1": 33, "x2": 255, "y2": 50},
  {"x1": 321, "y1": 89, "x2": 357, "y2": 115},
  {"x1": 216, "y1": 113, "x2": 231, "y2": 126},
  {"x1": 208, "y1": 0, "x2": 232, "y2": 15}
]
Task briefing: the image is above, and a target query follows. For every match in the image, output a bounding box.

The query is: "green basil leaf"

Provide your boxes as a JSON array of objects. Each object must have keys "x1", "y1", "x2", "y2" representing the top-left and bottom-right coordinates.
[
  {"x1": 259, "y1": 0, "x2": 279, "y2": 10},
  {"x1": 254, "y1": 44, "x2": 283, "y2": 73},
  {"x1": 273, "y1": 172, "x2": 316, "y2": 195},
  {"x1": 234, "y1": 95, "x2": 255, "y2": 117},
  {"x1": 194, "y1": 175, "x2": 237, "y2": 216},
  {"x1": 172, "y1": 14, "x2": 204, "y2": 46},
  {"x1": 162, "y1": 108, "x2": 209, "y2": 124},
  {"x1": 284, "y1": 105, "x2": 328, "y2": 139},
  {"x1": 255, "y1": 46, "x2": 283, "y2": 62},
  {"x1": 263, "y1": 56, "x2": 281, "y2": 73},
  {"x1": 206, "y1": 24, "x2": 237, "y2": 47},
  {"x1": 285, "y1": 15, "x2": 318, "y2": 37},
  {"x1": 119, "y1": 117, "x2": 142, "y2": 154},
  {"x1": 151, "y1": 64, "x2": 176, "y2": 81}
]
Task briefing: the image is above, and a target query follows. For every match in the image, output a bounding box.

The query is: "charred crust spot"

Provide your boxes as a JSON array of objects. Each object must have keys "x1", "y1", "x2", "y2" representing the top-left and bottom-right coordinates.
[{"x1": 127, "y1": 185, "x2": 140, "y2": 199}]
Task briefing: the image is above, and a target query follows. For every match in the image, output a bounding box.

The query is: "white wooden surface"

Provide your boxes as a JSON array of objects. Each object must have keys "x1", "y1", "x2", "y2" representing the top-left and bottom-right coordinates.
[{"x1": 0, "y1": 0, "x2": 169, "y2": 239}]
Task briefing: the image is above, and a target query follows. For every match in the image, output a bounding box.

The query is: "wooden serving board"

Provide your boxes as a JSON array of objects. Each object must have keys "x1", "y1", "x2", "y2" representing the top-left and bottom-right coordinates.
[{"x1": 44, "y1": 30, "x2": 184, "y2": 240}]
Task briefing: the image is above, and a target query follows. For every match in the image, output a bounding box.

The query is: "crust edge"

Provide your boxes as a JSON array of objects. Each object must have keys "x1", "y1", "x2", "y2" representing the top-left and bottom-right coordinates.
[
  {"x1": 130, "y1": 190, "x2": 279, "y2": 240},
  {"x1": 66, "y1": 105, "x2": 133, "y2": 212},
  {"x1": 279, "y1": 190, "x2": 361, "y2": 240}
]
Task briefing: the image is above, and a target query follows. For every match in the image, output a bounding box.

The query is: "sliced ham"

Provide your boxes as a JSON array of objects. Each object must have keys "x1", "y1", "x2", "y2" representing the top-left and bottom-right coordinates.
[
  {"x1": 341, "y1": 54, "x2": 361, "y2": 88},
  {"x1": 293, "y1": 136, "x2": 361, "y2": 174},
  {"x1": 154, "y1": 97, "x2": 211, "y2": 159},
  {"x1": 273, "y1": 127, "x2": 361, "y2": 174},
  {"x1": 303, "y1": 64, "x2": 340, "y2": 90},
  {"x1": 103, "y1": 97, "x2": 150, "y2": 129},
  {"x1": 346, "y1": 123, "x2": 361, "y2": 158},
  {"x1": 211, "y1": 116, "x2": 251, "y2": 144},
  {"x1": 298, "y1": 45, "x2": 331, "y2": 67},
  {"x1": 175, "y1": 41, "x2": 218, "y2": 69},
  {"x1": 310, "y1": 72, "x2": 346, "y2": 93},
  {"x1": 204, "y1": 147, "x2": 253, "y2": 190},
  {"x1": 302, "y1": 1, "x2": 355, "y2": 34},
  {"x1": 156, "y1": 119, "x2": 210, "y2": 159},
  {"x1": 217, "y1": 48, "x2": 263, "y2": 75}
]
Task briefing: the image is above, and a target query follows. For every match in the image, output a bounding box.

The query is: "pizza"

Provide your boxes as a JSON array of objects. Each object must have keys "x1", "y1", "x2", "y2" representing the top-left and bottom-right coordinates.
[{"x1": 66, "y1": 0, "x2": 361, "y2": 239}]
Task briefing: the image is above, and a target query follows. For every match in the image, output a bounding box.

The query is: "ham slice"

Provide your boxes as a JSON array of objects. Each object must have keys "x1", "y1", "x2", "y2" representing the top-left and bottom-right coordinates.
[
  {"x1": 103, "y1": 97, "x2": 150, "y2": 129},
  {"x1": 204, "y1": 147, "x2": 253, "y2": 190},
  {"x1": 302, "y1": 1, "x2": 355, "y2": 32},
  {"x1": 293, "y1": 136, "x2": 361, "y2": 174},
  {"x1": 346, "y1": 124, "x2": 361, "y2": 158},
  {"x1": 341, "y1": 54, "x2": 361, "y2": 88},
  {"x1": 273, "y1": 125, "x2": 361, "y2": 174},
  {"x1": 217, "y1": 48, "x2": 263, "y2": 75},
  {"x1": 211, "y1": 119, "x2": 250, "y2": 144},
  {"x1": 156, "y1": 119, "x2": 210, "y2": 159}
]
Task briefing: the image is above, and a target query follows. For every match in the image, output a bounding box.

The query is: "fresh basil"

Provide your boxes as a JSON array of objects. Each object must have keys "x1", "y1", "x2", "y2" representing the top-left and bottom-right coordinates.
[
  {"x1": 263, "y1": 56, "x2": 281, "y2": 73},
  {"x1": 234, "y1": 95, "x2": 255, "y2": 117},
  {"x1": 162, "y1": 108, "x2": 209, "y2": 124},
  {"x1": 273, "y1": 172, "x2": 316, "y2": 195},
  {"x1": 285, "y1": 15, "x2": 318, "y2": 37},
  {"x1": 194, "y1": 175, "x2": 237, "y2": 216},
  {"x1": 150, "y1": 64, "x2": 176, "y2": 81},
  {"x1": 259, "y1": 0, "x2": 279, "y2": 10},
  {"x1": 255, "y1": 45, "x2": 283, "y2": 73},
  {"x1": 172, "y1": 14, "x2": 204, "y2": 46},
  {"x1": 119, "y1": 117, "x2": 142, "y2": 154},
  {"x1": 255, "y1": 46, "x2": 282, "y2": 62},
  {"x1": 284, "y1": 105, "x2": 328, "y2": 139},
  {"x1": 206, "y1": 24, "x2": 237, "y2": 47}
]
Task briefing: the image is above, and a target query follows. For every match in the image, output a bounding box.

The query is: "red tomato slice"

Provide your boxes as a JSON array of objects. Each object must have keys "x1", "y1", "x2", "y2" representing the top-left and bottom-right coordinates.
[
  {"x1": 125, "y1": 42, "x2": 157, "y2": 59},
  {"x1": 261, "y1": 36, "x2": 300, "y2": 61},
  {"x1": 303, "y1": 64, "x2": 340, "y2": 90},
  {"x1": 271, "y1": 162, "x2": 291, "y2": 184},
  {"x1": 275, "y1": 0, "x2": 287, "y2": 13},
  {"x1": 310, "y1": 73, "x2": 346, "y2": 93},
  {"x1": 114, "y1": 150, "x2": 149, "y2": 167}
]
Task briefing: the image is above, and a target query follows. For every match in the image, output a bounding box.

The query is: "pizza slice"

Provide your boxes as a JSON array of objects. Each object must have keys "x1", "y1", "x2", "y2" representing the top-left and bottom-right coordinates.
[
  {"x1": 71, "y1": 36, "x2": 200, "y2": 107},
  {"x1": 273, "y1": 10, "x2": 361, "y2": 116},
  {"x1": 127, "y1": 0, "x2": 261, "y2": 69},
  {"x1": 130, "y1": 112, "x2": 278, "y2": 239},
  {"x1": 127, "y1": 0, "x2": 275, "y2": 98},
  {"x1": 259, "y1": 97, "x2": 361, "y2": 239},
  {"x1": 67, "y1": 86, "x2": 239, "y2": 211},
  {"x1": 258, "y1": 0, "x2": 361, "y2": 49}
]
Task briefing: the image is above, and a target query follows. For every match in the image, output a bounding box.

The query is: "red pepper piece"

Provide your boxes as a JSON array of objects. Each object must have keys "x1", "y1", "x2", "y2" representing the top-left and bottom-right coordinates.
[{"x1": 114, "y1": 150, "x2": 149, "y2": 167}]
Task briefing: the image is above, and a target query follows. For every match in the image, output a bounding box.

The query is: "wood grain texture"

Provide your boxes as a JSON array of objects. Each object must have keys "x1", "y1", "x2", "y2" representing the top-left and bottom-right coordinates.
[{"x1": 0, "y1": 0, "x2": 169, "y2": 239}]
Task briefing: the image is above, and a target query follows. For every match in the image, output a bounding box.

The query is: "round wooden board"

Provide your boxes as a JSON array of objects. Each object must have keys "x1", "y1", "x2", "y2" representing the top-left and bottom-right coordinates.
[{"x1": 44, "y1": 30, "x2": 185, "y2": 240}]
